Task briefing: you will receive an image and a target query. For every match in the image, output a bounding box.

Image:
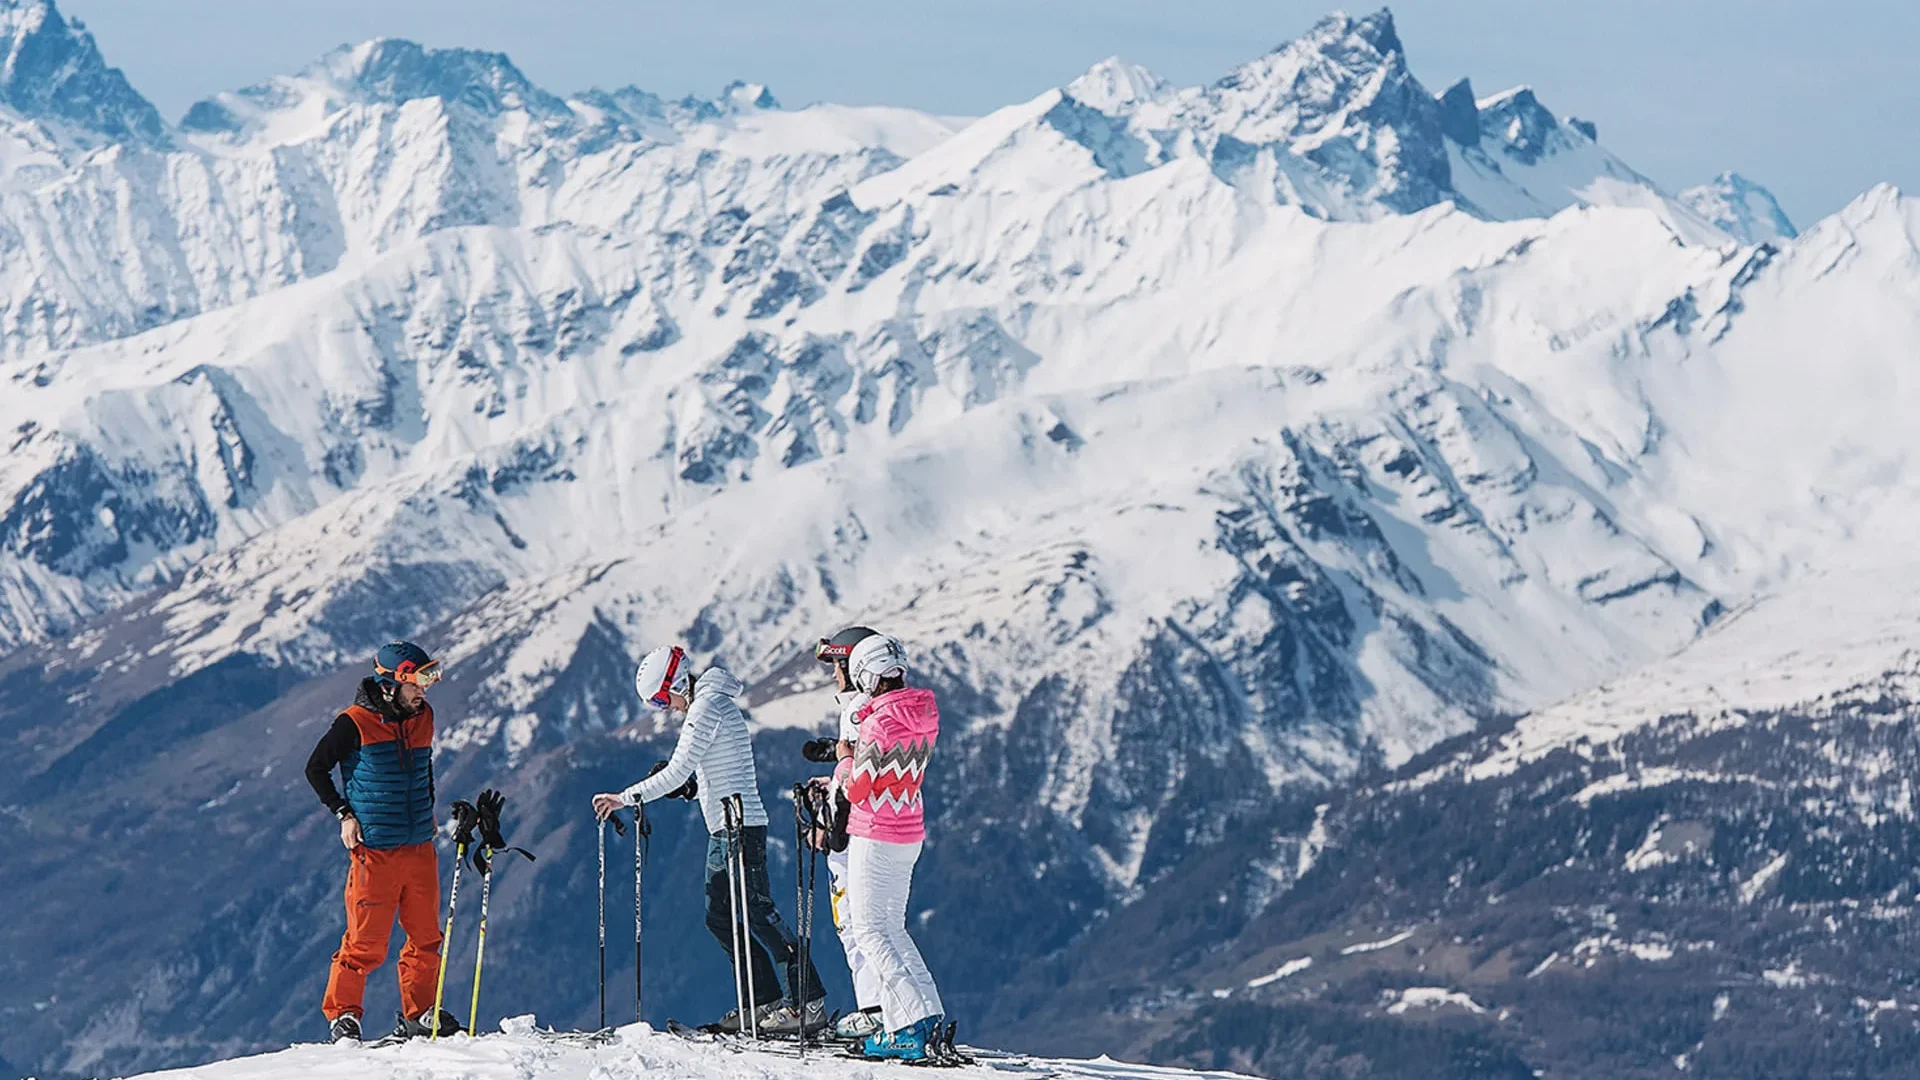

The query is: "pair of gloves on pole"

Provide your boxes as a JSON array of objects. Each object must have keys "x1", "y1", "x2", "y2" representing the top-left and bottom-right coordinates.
[
  {"x1": 449, "y1": 789, "x2": 537, "y2": 874},
  {"x1": 797, "y1": 739, "x2": 851, "y2": 854}
]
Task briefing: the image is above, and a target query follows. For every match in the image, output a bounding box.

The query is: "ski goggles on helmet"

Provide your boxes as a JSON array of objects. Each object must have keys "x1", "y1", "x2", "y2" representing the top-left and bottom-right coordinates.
[
  {"x1": 815, "y1": 638, "x2": 856, "y2": 664},
  {"x1": 647, "y1": 646, "x2": 687, "y2": 707},
  {"x1": 379, "y1": 656, "x2": 443, "y2": 689}
]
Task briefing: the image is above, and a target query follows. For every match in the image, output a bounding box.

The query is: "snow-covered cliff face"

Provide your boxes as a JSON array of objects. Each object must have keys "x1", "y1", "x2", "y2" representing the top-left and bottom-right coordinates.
[
  {"x1": 0, "y1": 1, "x2": 1899, "y2": 1076},
  {"x1": 0, "y1": 0, "x2": 166, "y2": 149}
]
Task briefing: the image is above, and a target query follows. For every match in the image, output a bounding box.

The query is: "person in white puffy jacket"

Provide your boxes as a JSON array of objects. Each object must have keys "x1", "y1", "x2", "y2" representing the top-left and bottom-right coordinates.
[{"x1": 593, "y1": 645, "x2": 826, "y2": 1034}]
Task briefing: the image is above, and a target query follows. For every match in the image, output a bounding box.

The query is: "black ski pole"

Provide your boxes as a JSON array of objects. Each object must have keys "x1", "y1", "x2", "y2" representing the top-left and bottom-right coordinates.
[
  {"x1": 793, "y1": 784, "x2": 814, "y2": 1052},
  {"x1": 794, "y1": 791, "x2": 804, "y2": 1052},
  {"x1": 807, "y1": 804, "x2": 820, "y2": 1043},
  {"x1": 634, "y1": 803, "x2": 649, "y2": 1025}
]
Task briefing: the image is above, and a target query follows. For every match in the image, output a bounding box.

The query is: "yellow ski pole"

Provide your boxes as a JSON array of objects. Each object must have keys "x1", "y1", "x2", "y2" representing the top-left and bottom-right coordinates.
[
  {"x1": 469, "y1": 848, "x2": 492, "y2": 1033},
  {"x1": 431, "y1": 839, "x2": 468, "y2": 1040}
]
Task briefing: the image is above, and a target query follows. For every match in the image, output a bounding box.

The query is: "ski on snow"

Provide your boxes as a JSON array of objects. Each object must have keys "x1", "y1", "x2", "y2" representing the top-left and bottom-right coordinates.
[{"x1": 666, "y1": 1018, "x2": 981, "y2": 1068}]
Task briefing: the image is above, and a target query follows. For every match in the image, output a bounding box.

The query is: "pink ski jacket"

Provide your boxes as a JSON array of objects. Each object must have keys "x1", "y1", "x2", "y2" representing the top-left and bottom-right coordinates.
[{"x1": 834, "y1": 687, "x2": 939, "y2": 844}]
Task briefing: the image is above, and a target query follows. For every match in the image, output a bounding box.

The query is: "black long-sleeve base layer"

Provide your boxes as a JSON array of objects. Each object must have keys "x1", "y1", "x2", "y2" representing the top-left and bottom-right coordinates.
[{"x1": 305, "y1": 714, "x2": 362, "y2": 817}]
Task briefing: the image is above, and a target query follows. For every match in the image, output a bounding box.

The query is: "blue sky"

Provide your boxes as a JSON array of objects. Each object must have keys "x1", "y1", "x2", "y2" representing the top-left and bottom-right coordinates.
[{"x1": 69, "y1": 0, "x2": 1916, "y2": 225}]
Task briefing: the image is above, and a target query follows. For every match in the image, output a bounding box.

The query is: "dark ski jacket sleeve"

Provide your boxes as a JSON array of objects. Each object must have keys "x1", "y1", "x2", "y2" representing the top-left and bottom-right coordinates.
[{"x1": 305, "y1": 714, "x2": 362, "y2": 816}]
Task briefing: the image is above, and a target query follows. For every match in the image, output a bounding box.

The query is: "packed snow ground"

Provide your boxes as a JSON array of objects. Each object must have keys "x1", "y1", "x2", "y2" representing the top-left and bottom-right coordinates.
[{"x1": 121, "y1": 1020, "x2": 1258, "y2": 1080}]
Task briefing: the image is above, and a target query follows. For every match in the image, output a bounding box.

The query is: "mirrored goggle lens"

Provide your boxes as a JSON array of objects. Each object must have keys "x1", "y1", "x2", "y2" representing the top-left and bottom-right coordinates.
[{"x1": 410, "y1": 661, "x2": 443, "y2": 688}]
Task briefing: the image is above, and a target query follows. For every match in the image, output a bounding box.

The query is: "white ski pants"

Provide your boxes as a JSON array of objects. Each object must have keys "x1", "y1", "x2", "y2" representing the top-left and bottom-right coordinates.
[
  {"x1": 844, "y1": 836, "x2": 943, "y2": 1032},
  {"x1": 827, "y1": 848, "x2": 882, "y2": 1010}
]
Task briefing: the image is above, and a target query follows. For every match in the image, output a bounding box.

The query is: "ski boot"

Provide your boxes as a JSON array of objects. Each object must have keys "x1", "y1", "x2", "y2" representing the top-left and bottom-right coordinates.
[
  {"x1": 862, "y1": 1014, "x2": 942, "y2": 1062},
  {"x1": 833, "y1": 1006, "x2": 884, "y2": 1042},
  {"x1": 390, "y1": 1008, "x2": 465, "y2": 1040},
  {"x1": 710, "y1": 1001, "x2": 778, "y2": 1034},
  {"x1": 328, "y1": 1013, "x2": 362, "y2": 1043},
  {"x1": 759, "y1": 998, "x2": 831, "y2": 1036}
]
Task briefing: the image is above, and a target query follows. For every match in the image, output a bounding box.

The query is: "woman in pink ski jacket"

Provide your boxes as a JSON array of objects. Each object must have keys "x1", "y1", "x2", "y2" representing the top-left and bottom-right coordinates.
[{"x1": 829, "y1": 633, "x2": 945, "y2": 1060}]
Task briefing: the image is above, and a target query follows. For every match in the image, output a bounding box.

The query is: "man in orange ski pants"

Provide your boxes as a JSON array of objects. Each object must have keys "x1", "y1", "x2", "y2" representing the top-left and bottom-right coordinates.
[
  {"x1": 321, "y1": 842, "x2": 443, "y2": 1023},
  {"x1": 305, "y1": 641, "x2": 460, "y2": 1042}
]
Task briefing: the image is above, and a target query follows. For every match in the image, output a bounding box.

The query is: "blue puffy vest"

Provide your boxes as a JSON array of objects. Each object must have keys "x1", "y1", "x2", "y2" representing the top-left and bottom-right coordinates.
[{"x1": 340, "y1": 701, "x2": 435, "y2": 849}]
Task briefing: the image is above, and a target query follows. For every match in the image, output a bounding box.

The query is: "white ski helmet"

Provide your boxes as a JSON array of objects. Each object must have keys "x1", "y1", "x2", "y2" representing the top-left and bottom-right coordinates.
[
  {"x1": 634, "y1": 645, "x2": 690, "y2": 708},
  {"x1": 847, "y1": 634, "x2": 907, "y2": 694}
]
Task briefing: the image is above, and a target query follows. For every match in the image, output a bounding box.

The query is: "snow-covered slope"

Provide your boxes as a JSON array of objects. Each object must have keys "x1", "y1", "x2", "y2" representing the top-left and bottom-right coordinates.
[
  {"x1": 125, "y1": 1021, "x2": 1255, "y2": 1080},
  {"x1": 1426, "y1": 556, "x2": 1920, "y2": 786}
]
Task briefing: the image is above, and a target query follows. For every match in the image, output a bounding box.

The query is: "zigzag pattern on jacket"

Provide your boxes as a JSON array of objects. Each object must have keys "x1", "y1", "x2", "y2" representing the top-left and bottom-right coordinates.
[{"x1": 846, "y1": 738, "x2": 934, "y2": 815}]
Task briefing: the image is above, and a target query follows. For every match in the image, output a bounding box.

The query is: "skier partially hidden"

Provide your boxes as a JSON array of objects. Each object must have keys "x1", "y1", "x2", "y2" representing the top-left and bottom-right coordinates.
[
  {"x1": 303, "y1": 642, "x2": 462, "y2": 1043},
  {"x1": 592, "y1": 646, "x2": 827, "y2": 1034},
  {"x1": 804, "y1": 626, "x2": 887, "y2": 1043},
  {"x1": 832, "y1": 633, "x2": 946, "y2": 1060}
]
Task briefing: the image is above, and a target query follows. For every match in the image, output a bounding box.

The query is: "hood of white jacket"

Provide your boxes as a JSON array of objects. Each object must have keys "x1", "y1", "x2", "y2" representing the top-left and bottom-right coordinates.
[{"x1": 694, "y1": 665, "x2": 743, "y2": 700}]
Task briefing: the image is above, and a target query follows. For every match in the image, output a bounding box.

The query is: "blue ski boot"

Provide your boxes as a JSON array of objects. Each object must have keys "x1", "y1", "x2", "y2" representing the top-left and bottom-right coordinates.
[{"x1": 862, "y1": 1014, "x2": 942, "y2": 1062}]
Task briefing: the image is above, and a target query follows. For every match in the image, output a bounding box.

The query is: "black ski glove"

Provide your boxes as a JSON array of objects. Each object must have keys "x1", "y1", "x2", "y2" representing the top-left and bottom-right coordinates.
[
  {"x1": 801, "y1": 737, "x2": 838, "y2": 763},
  {"x1": 449, "y1": 800, "x2": 480, "y2": 848},
  {"x1": 469, "y1": 788, "x2": 536, "y2": 874},
  {"x1": 476, "y1": 789, "x2": 508, "y2": 848},
  {"x1": 644, "y1": 758, "x2": 698, "y2": 801},
  {"x1": 828, "y1": 788, "x2": 851, "y2": 854}
]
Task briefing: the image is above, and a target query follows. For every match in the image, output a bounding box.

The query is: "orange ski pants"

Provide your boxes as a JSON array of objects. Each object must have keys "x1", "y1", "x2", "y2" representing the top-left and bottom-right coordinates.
[{"x1": 322, "y1": 841, "x2": 444, "y2": 1021}]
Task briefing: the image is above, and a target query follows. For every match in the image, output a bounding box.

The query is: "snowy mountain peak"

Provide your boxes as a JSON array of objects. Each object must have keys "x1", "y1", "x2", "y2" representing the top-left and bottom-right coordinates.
[
  {"x1": 0, "y1": 0, "x2": 167, "y2": 148},
  {"x1": 181, "y1": 37, "x2": 574, "y2": 141},
  {"x1": 1435, "y1": 77, "x2": 1478, "y2": 145},
  {"x1": 1207, "y1": 6, "x2": 1449, "y2": 212},
  {"x1": 1066, "y1": 56, "x2": 1172, "y2": 112},
  {"x1": 311, "y1": 38, "x2": 568, "y2": 118},
  {"x1": 1471, "y1": 84, "x2": 1596, "y2": 147},
  {"x1": 720, "y1": 79, "x2": 779, "y2": 111},
  {"x1": 1473, "y1": 85, "x2": 1561, "y2": 163},
  {"x1": 566, "y1": 79, "x2": 780, "y2": 139},
  {"x1": 1226, "y1": 7, "x2": 1406, "y2": 99},
  {"x1": 857, "y1": 8, "x2": 1687, "y2": 225},
  {"x1": 1678, "y1": 170, "x2": 1797, "y2": 244},
  {"x1": 1287, "y1": 7, "x2": 1404, "y2": 59}
]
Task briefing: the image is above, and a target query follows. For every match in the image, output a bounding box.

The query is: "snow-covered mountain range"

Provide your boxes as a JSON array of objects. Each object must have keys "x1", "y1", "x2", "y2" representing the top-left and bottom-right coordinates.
[
  {"x1": 2, "y1": 0, "x2": 1917, "y2": 1076},
  {"x1": 999, "y1": 561, "x2": 1920, "y2": 1078}
]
